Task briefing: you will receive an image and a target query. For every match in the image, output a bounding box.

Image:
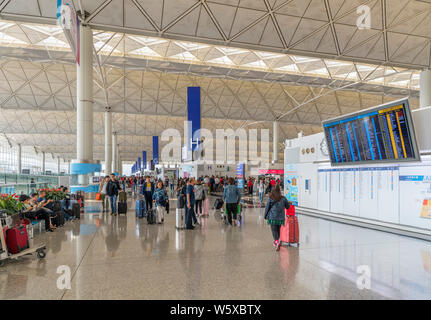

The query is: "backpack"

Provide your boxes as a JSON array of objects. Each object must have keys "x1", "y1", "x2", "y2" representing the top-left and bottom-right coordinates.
[{"x1": 194, "y1": 185, "x2": 204, "y2": 200}]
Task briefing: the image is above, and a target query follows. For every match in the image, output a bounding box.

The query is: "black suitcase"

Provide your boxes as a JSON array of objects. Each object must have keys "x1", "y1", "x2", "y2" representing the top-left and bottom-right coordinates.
[
  {"x1": 118, "y1": 201, "x2": 127, "y2": 215},
  {"x1": 53, "y1": 211, "x2": 65, "y2": 227},
  {"x1": 72, "y1": 202, "x2": 80, "y2": 219},
  {"x1": 214, "y1": 198, "x2": 224, "y2": 210},
  {"x1": 147, "y1": 208, "x2": 157, "y2": 224}
]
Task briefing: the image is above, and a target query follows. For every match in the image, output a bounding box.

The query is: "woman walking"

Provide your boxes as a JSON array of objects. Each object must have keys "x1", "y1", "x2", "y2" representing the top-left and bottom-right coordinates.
[
  {"x1": 194, "y1": 179, "x2": 205, "y2": 216},
  {"x1": 222, "y1": 177, "x2": 241, "y2": 226},
  {"x1": 153, "y1": 181, "x2": 168, "y2": 224},
  {"x1": 264, "y1": 186, "x2": 290, "y2": 251}
]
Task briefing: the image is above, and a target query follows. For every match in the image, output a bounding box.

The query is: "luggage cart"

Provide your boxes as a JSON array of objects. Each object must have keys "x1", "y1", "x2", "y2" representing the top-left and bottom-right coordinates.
[{"x1": 0, "y1": 214, "x2": 46, "y2": 267}]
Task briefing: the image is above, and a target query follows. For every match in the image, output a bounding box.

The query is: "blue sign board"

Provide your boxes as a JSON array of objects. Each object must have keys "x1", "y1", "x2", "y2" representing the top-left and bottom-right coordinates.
[
  {"x1": 153, "y1": 136, "x2": 159, "y2": 164},
  {"x1": 187, "y1": 87, "x2": 201, "y2": 151}
]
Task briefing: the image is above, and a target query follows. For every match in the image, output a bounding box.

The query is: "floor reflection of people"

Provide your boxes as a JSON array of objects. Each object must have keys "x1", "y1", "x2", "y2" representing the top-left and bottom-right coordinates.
[
  {"x1": 178, "y1": 229, "x2": 205, "y2": 299},
  {"x1": 48, "y1": 228, "x2": 68, "y2": 254},
  {"x1": 117, "y1": 216, "x2": 127, "y2": 240},
  {"x1": 263, "y1": 247, "x2": 299, "y2": 299},
  {"x1": 105, "y1": 217, "x2": 120, "y2": 256},
  {"x1": 224, "y1": 226, "x2": 243, "y2": 267}
]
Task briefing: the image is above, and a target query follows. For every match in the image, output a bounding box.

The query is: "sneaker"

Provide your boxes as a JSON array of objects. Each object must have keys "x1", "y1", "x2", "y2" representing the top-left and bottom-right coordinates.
[
  {"x1": 273, "y1": 241, "x2": 278, "y2": 248},
  {"x1": 275, "y1": 240, "x2": 281, "y2": 251}
]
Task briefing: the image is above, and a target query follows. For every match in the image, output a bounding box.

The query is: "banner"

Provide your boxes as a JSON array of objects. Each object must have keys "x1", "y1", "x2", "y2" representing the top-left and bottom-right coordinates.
[
  {"x1": 187, "y1": 87, "x2": 201, "y2": 152},
  {"x1": 237, "y1": 163, "x2": 244, "y2": 189},
  {"x1": 142, "y1": 151, "x2": 146, "y2": 170},
  {"x1": 57, "y1": 0, "x2": 80, "y2": 65},
  {"x1": 284, "y1": 163, "x2": 298, "y2": 206},
  {"x1": 138, "y1": 157, "x2": 141, "y2": 170},
  {"x1": 153, "y1": 136, "x2": 159, "y2": 164}
]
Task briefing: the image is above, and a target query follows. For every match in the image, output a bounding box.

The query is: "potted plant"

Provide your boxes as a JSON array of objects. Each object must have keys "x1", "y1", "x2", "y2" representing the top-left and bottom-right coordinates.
[{"x1": 0, "y1": 193, "x2": 24, "y2": 226}]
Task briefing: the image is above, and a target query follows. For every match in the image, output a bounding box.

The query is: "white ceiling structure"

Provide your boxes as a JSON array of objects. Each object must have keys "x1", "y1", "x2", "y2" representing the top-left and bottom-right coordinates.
[{"x1": 0, "y1": 0, "x2": 427, "y2": 162}]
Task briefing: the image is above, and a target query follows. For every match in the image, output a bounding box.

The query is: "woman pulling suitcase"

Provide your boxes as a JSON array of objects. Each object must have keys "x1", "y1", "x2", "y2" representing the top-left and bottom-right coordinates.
[{"x1": 264, "y1": 186, "x2": 290, "y2": 251}]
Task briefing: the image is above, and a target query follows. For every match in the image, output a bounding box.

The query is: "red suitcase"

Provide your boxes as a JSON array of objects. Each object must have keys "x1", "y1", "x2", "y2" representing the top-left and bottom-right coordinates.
[
  {"x1": 285, "y1": 205, "x2": 295, "y2": 216},
  {"x1": 6, "y1": 225, "x2": 29, "y2": 254},
  {"x1": 280, "y1": 215, "x2": 299, "y2": 246}
]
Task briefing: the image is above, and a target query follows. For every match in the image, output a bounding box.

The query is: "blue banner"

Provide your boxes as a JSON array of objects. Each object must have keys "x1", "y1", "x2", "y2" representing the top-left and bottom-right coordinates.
[
  {"x1": 187, "y1": 87, "x2": 201, "y2": 151},
  {"x1": 153, "y1": 136, "x2": 159, "y2": 164},
  {"x1": 142, "y1": 151, "x2": 147, "y2": 170},
  {"x1": 138, "y1": 157, "x2": 141, "y2": 170}
]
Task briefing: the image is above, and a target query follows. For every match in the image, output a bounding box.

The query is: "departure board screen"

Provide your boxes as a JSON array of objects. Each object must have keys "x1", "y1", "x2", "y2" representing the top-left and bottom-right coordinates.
[{"x1": 323, "y1": 98, "x2": 420, "y2": 165}]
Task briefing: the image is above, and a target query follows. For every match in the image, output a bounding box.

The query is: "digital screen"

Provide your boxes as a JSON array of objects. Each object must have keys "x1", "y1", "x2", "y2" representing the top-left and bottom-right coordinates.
[{"x1": 323, "y1": 99, "x2": 420, "y2": 165}]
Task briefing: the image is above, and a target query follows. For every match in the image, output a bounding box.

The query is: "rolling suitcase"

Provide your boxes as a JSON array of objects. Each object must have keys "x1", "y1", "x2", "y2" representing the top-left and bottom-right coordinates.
[
  {"x1": 118, "y1": 191, "x2": 127, "y2": 202},
  {"x1": 214, "y1": 198, "x2": 224, "y2": 210},
  {"x1": 176, "y1": 208, "x2": 185, "y2": 229},
  {"x1": 135, "y1": 200, "x2": 146, "y2": 218},
  {"x1": 118, "y1": 201, "x2": 127, "y2": 215},
  {"x1": 285, "y1": 205, "x2": 295, "y2": 216},
  {"x1": 6, "y1": 225, "x2": 29, "y2": 254},
  {"x1": 280, "y1": 215, "x2": 299, "y2": 246},
  {"x1": 147, "y1": 208, "x2": 157, "y2": 225},
  {"x1": 72, "y1": 202, "x2": 81, "y2": 219},
  {"x1": 53, "y1": 211, "x2": 65, "y2": 227}
]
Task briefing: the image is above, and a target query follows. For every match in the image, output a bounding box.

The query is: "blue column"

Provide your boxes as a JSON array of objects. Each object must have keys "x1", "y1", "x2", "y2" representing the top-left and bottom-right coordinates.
[
  {"x1": 142, "y1": 151, "x2": 147, "y2": 169},
  {"x1": 187, "y1": 86, "x2": 201, "y2": 151},
  {"x1": 153, "y1": 136, "x2": 159, "y2": 164}
]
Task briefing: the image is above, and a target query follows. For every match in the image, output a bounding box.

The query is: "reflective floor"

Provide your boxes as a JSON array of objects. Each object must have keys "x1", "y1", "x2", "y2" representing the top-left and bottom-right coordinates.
[{"x1": 1, "y1": 195, "x2": 431, "y2": 300}]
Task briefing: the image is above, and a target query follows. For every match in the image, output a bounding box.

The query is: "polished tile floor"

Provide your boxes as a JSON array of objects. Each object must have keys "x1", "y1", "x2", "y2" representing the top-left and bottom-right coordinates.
[{"x1": 1, "y1": 194, "x2": 431, "y2": 300}]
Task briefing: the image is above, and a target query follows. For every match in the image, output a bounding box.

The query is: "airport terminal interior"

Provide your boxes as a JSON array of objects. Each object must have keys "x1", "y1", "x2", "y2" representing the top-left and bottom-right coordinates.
[{"x1": 1, "y1": 0, "x2": 431, "y2": 300}]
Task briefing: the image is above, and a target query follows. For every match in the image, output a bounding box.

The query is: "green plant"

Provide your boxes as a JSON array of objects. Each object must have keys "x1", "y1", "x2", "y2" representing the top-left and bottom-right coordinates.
[
  {"x1": 37, "y1": 188, "x2": 66, "y2": 201},
  {"x1": 0, "y1": 194, "x2": 24, "y2": 216}
]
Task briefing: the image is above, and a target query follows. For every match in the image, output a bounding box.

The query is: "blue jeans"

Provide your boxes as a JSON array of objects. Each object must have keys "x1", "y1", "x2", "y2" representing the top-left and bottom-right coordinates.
[
  {"x1": 109, "y1": 195, "x2": 117, "y2": 213},
  {"x1": 185, "y1": 205, "x2": 197, "y2": 228},
  {"x1": 259, "y1": 192, "x2": 264, "y2": 203}
]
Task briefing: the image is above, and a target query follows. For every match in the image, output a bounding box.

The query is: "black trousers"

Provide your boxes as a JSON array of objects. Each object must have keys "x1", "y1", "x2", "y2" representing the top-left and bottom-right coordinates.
[
  {"x1": 195, "y1": 199, "x2": 202, "y2": 215},
  {"x1": 144, "y1": 195, "x2": 153, "y2": 210},
  {"x1": 270, "y1": 224, "x2": 281, "y2": 241},
  {"x1": 25, "y1": 209, "x2": 52, "y2": 230},
  {"x1": 226, "y1": 203, "x2": 237, "y2": 225}
]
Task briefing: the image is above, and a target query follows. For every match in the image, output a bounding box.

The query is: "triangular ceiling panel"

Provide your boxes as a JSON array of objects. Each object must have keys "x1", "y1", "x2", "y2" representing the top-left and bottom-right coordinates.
[
  {"x1": 91, "y1": 0, "x2": 124, "y2": 27},
  {"x1": 124, "y1": 1, "x2": 157, "y2": 31},
  {"x1": 161, "y1": 0, "x2": 198, "y2": 29},
  {"x1": 164, "y1": 4, "x2": 200, "y2": 37},
  {"x1": 196, "y1": 5, "x2": 224, "y2": 40},
  {"x1": 206, "y1": 2, "x2": 238, "y2": 37},
  {"x1": 229, "y1": 7, "x2": 266, "y2": 38},
  {"x1": 259, "y1": 17, "x2": 284, "y2": 48}
]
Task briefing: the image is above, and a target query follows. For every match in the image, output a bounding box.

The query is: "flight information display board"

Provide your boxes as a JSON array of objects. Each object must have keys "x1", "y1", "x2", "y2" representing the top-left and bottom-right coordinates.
[{"x1": 323, "y1": 98, "x2": 420, "y2": 165}]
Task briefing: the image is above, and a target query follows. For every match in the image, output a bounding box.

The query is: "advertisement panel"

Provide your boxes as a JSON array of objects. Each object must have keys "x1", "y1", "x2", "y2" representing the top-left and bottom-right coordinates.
[
  {"x1": 57, "y1": 0, "x2": 80, "y2": 64},
  {"x1": 284, "y1": 163, "x2": 298, "y2": 206}
]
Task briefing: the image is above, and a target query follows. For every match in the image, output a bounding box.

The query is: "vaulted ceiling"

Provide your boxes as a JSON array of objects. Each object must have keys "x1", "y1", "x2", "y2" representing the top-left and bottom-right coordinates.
[{"x1": 0, "y1": 0, "x2": 426, "y2": 162}]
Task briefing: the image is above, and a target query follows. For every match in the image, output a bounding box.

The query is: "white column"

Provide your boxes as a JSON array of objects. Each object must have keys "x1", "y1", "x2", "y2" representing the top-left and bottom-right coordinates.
[
  {"x1": 68, "y1": 160, "x2": 71, "y2": 174},
  {"x1": 112, "y1": 133, "x2": 117, "y2": 173},
  {"x1": 17, "y1": 144, "x2": 22, "y2": 174},
  {"x1": 57, "y1": 157, "x2": 61, "y2": 174},
  {"x1": 42, "y1": 151, "x2": 45, "y2": 174},
  {"x1": 420, "y1": 69, "x2": 431, "y2": 108},
  {"x1": 273, "y1": 121, "x2": 278, "y2": 163},
  {"x1": 104, "y1": 111, "x2": 112, "y2": 175},
  {"x1": 76, "y1": 24, "x2": 93, "y2": 162},
  {"x1": 116, "y1": 144, "x2": 120, "y2": 174}
]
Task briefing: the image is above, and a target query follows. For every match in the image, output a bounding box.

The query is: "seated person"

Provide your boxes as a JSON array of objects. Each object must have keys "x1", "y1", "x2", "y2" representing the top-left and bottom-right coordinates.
[
  {"x1": 37, "y1": 191, "x2": 54, "y2": 211},
  {"x1": 20, "y1": 194, "x2": 56, "y2": 232},
  {"x1": 61, "y1": 188, "x2": 73, "y2": 221}
]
